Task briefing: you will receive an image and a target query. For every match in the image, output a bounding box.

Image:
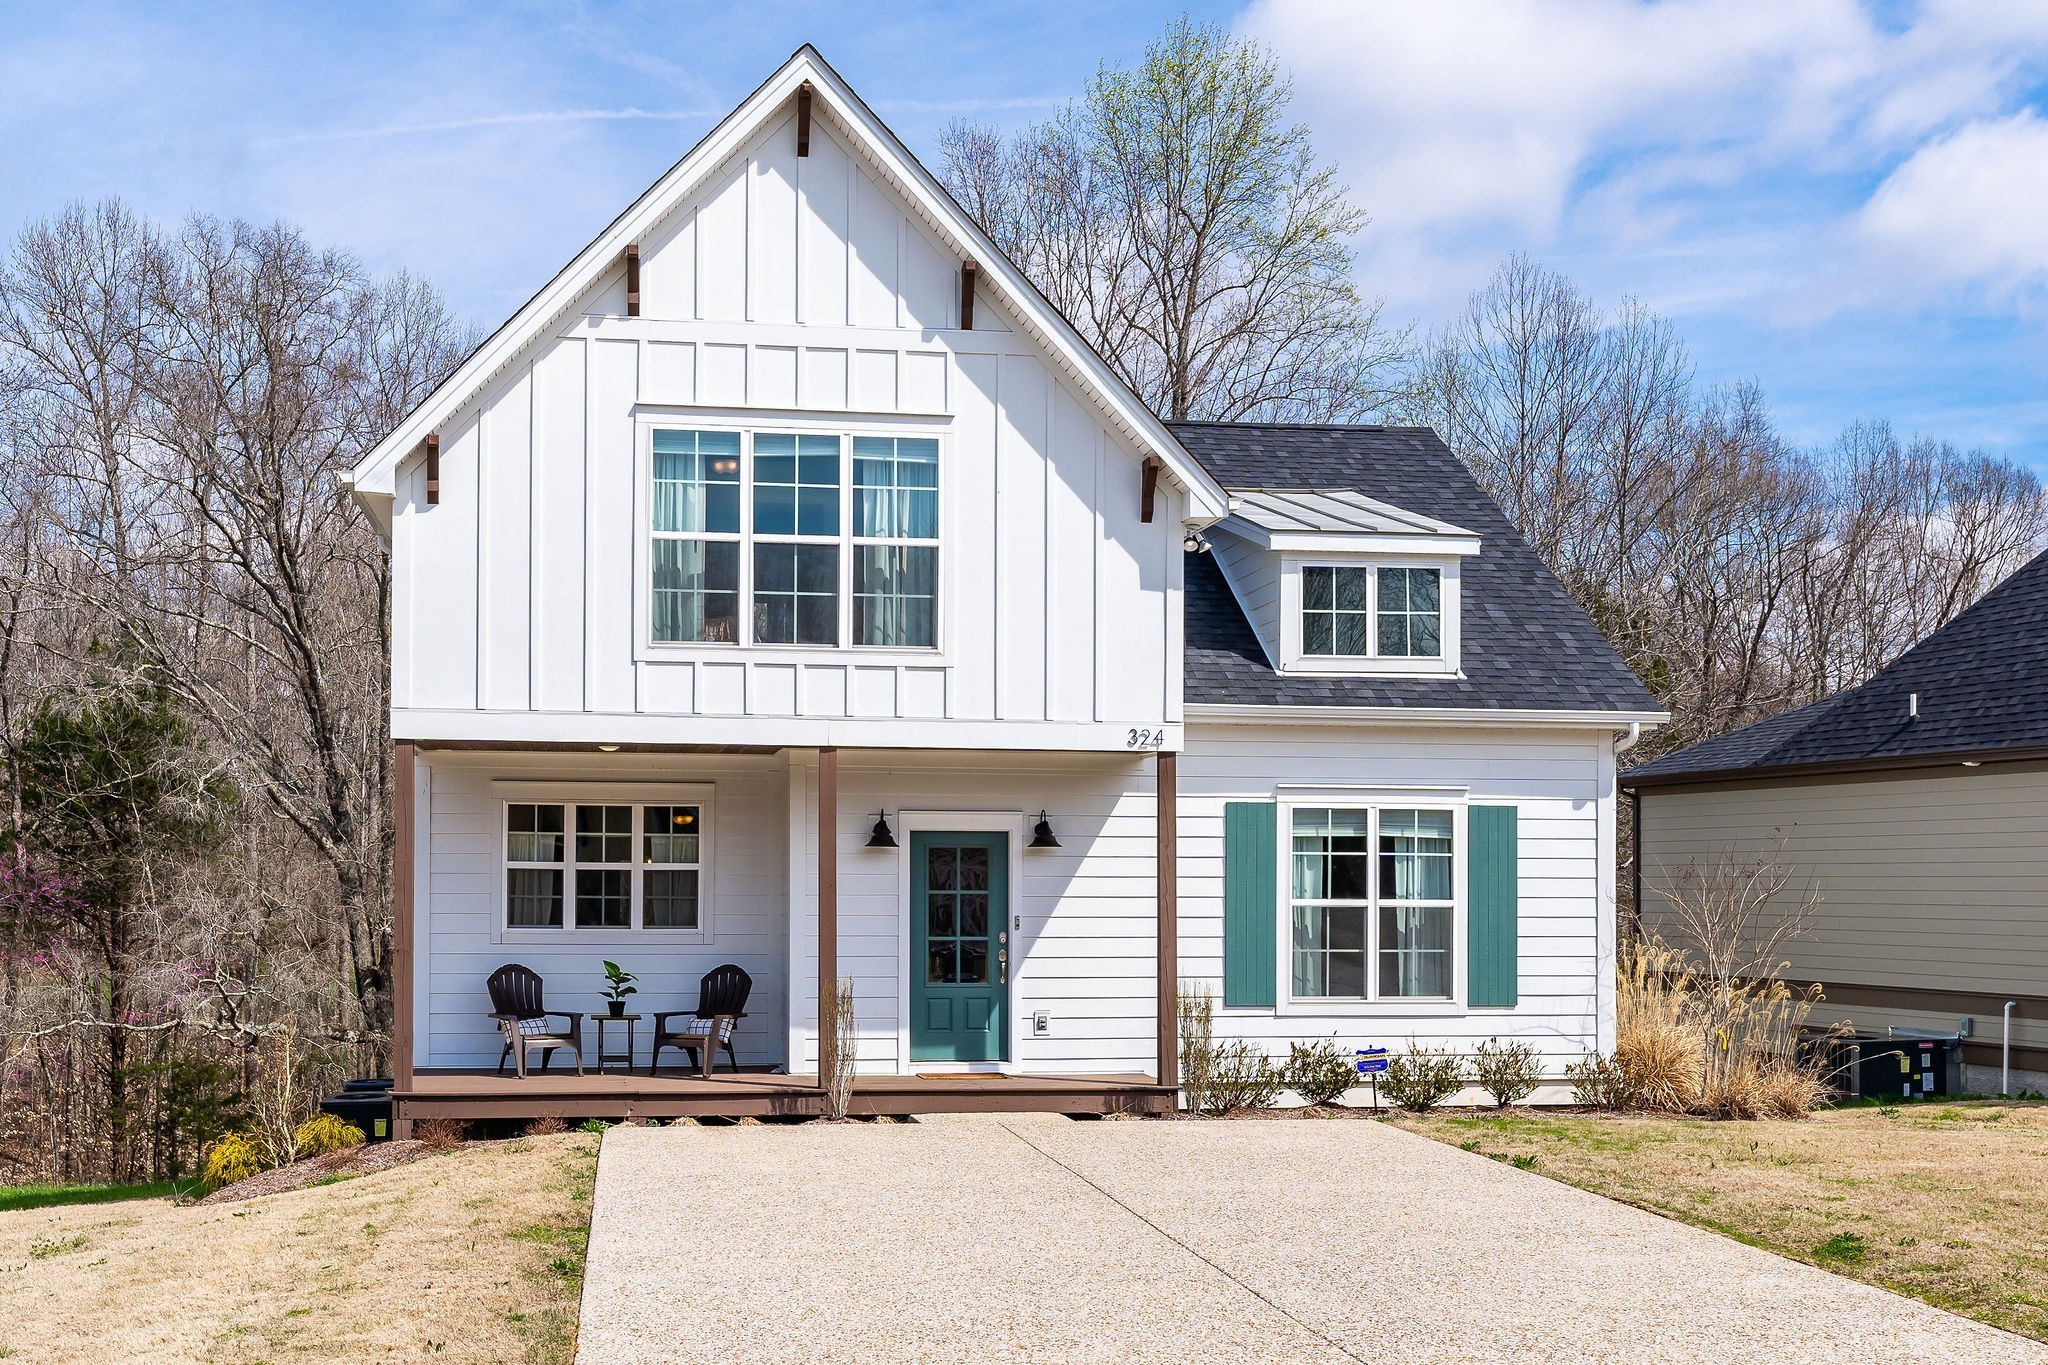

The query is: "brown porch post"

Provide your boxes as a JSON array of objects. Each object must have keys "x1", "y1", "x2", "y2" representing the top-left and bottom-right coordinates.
[
  {"x1": 817, "y1": 747, "x2": 839, "y2": 1086},
  {"x1": 1156, "y1": 749, "x2": 1179, "y2": 1089},
  {"x1": 391, "y1": 740, "x2": 416, "y2": 1137}
]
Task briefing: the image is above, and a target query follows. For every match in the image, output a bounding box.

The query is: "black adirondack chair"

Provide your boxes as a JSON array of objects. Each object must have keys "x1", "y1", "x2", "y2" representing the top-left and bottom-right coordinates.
[
  {"x1": 651, "y1": 964, "x2": 752, "y2": 1077},
  {"x1": 486, "y1": 963, "x2": 585, "y2": 1078}
]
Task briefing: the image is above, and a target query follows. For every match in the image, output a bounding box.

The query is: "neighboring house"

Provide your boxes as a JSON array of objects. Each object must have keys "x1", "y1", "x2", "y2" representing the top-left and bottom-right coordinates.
[
  {"x1": 344, "y1": 47, "x2": 1661, "y2": 1122},
  {"x1": 1625, "y1": 547, "x2": 2048, "y2": 1094}
]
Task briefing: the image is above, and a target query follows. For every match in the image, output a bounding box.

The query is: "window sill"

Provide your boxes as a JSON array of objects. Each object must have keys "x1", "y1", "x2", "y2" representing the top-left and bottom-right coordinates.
[
  {"x1": 1276, "y1": 999, "x2": 1467, "y2": 1017},
  {"x1": 495, "y1": 927, "x2": 714, "y2": 947}
]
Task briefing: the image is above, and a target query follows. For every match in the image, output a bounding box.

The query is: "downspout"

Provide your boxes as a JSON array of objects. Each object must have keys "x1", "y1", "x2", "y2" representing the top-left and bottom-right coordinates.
[
  {"x1": 2005, "y1": 1000, "x2": 2018, "y2": 1097},
  {"x1": 1616, "y1": 722, "x2": 1643, "y2": 942}
]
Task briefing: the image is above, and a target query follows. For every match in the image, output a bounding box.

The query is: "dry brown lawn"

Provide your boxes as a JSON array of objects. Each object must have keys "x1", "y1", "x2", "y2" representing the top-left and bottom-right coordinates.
[
  {"x1": 1394, "y1": 1100, "x2": 2048, "y2": 1342},
  {"x1": 0, "y1": 1132, "x2": 597, "y2": 1363}
]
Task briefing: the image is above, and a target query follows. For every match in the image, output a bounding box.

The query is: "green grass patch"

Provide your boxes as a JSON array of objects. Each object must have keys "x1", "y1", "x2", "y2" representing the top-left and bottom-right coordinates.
[
  {"x1": 0, "y1": 1180, "x2": 198, "y2": 1213},
  {"x1": 1813, "y1": 1232, "x2": 1870, "y2": 1264}
]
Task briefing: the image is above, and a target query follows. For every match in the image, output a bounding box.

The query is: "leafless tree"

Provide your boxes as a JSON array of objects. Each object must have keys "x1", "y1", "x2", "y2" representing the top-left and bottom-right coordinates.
[{"x1": 939, "y1": 18, "x2": 1408, "y2": 422}]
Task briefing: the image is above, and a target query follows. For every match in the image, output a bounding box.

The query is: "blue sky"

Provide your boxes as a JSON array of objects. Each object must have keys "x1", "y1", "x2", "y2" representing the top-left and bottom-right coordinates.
[{"x1": 6, "y1": 1, "x2": 2047, "y2": 467}]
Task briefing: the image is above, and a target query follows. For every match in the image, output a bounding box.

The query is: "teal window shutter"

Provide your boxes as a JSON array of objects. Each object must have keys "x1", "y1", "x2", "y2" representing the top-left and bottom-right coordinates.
[
  {"x1": 1468, "y1": 805, "x2": 1519, "y2": 1008},
  {"x1": 1223, "y1": 802, "x2": 1277, "y2": 1008}
]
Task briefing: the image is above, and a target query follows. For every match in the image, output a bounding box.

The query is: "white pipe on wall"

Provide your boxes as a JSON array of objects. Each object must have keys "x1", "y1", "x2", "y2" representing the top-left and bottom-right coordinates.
[{"x1": 2004, "y1": 1001, "x2": 2018, "y2": 1097}]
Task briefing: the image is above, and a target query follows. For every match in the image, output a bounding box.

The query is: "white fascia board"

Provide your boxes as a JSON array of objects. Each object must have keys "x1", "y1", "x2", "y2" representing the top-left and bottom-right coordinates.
[
  {"x1": 346, "y1": 45, "x2": 1228, "y2": 522},
  {"x1": 394, "y1": 708, "x2": 1186, "y2": 753},
  {"x1": 1186, "y1": 703, "x2": 1668, "y2": 729},
  {"x1": 1217, "y1": 515, "x2": 1479, "y2": 558}
]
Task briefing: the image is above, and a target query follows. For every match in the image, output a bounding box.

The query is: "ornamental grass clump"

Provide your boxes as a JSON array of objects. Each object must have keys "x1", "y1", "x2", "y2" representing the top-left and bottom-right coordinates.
[
  {"x1": 1380, "y1": 1041, "x2": 1464, "y2": 1112},
  {"x1": 292, "y1": 1113, "x2": 366, "y2": 1160},
  {"x1": 201, "y1": 1133, "x2": 266, "y2": 1190},
  {"x1": 1285, "y1": 1037, "x2": 1356, "y2": 1107}
]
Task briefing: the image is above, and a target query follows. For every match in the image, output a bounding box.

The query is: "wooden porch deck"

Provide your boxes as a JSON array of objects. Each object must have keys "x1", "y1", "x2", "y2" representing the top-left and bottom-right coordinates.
[{"x1": 398, "y1": 1068, "x2": 1175, "y2": 1120}]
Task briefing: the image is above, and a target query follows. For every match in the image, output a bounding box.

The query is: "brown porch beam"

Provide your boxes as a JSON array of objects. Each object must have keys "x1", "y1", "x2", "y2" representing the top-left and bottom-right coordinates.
[
  {"x1": 625, "y1": 243, "x2": 641, "y2": 317},
  {"x1": 796, "y1": 81, "x2": 813, "y2": 156},
  {"x1": 817, "y1": 747, "x2": 839, "y2": 1085},
  {"x1": 392, "y1": 740, "x2": 416, "y2": 1137},
  {"x1": 960, "y1": 259, "x2": 978, "y2": 330},
  {"x1": 424, "y1": 434, "x2": 441, "y2": 506},
  {"x1": 1140, "y1": 456, "x2": 1162, "y2": 523},
  {"x1": 1155, "y1": 749, "x2": 1179, "y2": 1090}
]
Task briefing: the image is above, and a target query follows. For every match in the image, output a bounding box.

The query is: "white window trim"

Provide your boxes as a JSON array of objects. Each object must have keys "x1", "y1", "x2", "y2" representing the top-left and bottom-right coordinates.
[
  {"x1": 1272, "y1": 789, "x2": 1468, "y2": 1017},
  {"x1": 1277, "y1": 554, "x2": 1462, "y2": 677},
  {"x1": 490, "y1": 780, "x2": 715, "y2": 945},
  {"x1": 632, "y1": 409, "x2": 950, "y2": 662}
]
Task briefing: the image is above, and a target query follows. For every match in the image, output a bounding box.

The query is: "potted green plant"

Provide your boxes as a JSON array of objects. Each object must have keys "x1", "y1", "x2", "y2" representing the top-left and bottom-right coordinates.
[{"x1": 601, "y1": 960, "x2": 638, "y2": 1017}]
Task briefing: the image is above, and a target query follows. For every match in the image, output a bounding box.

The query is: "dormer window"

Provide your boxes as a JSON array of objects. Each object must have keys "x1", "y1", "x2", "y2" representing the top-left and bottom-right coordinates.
[{"x1": 1300, "y1": 565, "x2": 1441, "y2": 660}]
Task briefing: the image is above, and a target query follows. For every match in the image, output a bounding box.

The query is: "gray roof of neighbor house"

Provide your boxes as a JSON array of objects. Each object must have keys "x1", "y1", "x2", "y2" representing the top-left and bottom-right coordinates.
[
  {"x1": 1624, "y1": 544, "x2": 2048, "y2": 786},
  {"x1": 1170, "y1": 422, "x2": 1661, "y2": 714}
]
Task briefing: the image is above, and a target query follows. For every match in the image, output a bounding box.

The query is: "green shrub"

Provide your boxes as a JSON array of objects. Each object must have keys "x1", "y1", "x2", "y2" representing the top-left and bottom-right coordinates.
[
  {"x1": 1206, "y1": 1041, "x2": 1283, "y2": 1112},
  {"x1": 1471, "y1": 1037, "x2": 1542, "y2": 1108},
  {"x1": 293, "y1": 1113, "x2": 366, "y2": 1160},
  {"x1": 1285, "y1": 1038, "x2": 1356, "y2": 1106},
  {"x1": 1380, "y1": 1042, "x2": 1464, "y2": 1113},
  {"x1": 202, "y1": 1132, "x2": 266, "y2": 1190},
  {"x1": 1566, "y1": 1052, "x2": 1636, "y2": 1110}
]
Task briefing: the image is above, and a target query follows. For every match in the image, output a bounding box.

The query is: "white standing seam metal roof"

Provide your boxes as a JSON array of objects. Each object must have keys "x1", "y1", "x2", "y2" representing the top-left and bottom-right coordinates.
[{"x1": 1226, "y1": 488, "x2": 1478, "y2": 539}]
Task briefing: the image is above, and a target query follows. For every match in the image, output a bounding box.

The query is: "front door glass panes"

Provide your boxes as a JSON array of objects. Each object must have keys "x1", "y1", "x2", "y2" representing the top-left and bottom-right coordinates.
[{"x1": 924, "y1": 843, "x2": 991, "y2": 985}]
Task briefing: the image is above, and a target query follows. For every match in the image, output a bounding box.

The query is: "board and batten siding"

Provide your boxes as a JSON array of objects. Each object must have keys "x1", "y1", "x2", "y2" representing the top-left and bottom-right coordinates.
[
  {"x1": 413, "y1": 750, "x2": 791, "y2": 1070},
  {"x1": 389, "y1": 110, "x2": 1181, "y2": 746},
  {"x1": 1637, "y1": 763, "x2": 2048, "y2": 1070},
  {"x1": 1179, "y1": 721, "x2": 1617, "y2": 1067}
]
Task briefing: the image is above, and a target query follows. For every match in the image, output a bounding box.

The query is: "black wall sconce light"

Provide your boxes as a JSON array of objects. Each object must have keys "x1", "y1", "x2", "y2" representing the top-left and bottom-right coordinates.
[
  {"x1": 1029, "y1": 810, "x2": 1061, "y2": 848},
  {"x1": 866, "y1": 811, "x2": 898, "y2": 848}
]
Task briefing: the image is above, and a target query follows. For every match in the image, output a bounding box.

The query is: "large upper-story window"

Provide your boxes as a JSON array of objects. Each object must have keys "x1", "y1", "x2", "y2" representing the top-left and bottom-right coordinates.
[
  {"x1": 1301, "y1": 565, "x2": 1440, "y2": 660},
  {"x1": 651, "y1": 428, "x2": 938, "y2": 650},
  {"x1": 1290, "y1": 806, "x2": 1454, "y2": 1001}
]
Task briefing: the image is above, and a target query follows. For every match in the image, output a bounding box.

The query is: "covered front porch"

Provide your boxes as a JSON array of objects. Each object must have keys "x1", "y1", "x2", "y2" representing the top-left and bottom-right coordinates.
[{"x1": 389, "y1": 742, "x2": 1181, "y2": 1123}]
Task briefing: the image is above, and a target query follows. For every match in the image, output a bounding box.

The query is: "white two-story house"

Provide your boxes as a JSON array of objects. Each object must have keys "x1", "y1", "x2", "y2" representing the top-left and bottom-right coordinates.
[{"x1": 346, "y1": 47, "x2": 1662, "y2": 1122}]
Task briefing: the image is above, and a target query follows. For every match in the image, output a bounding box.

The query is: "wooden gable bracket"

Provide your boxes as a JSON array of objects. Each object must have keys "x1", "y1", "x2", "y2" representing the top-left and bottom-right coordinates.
[
  {"x1": 424, "y1": 433, "x2": 441, "y2": 506},
  {"x1": 1140, "y1": 455, "x2": 1163, "y2": 523},
  {"x1": 625, "y1": 243, "x2": 641, "y2": 317},
  {"x1": 796, "y1": 81, "x2": 813, "y2": 156},
  {"x1": 960, "y1": 259, "x2": 978, "y2": 331}
]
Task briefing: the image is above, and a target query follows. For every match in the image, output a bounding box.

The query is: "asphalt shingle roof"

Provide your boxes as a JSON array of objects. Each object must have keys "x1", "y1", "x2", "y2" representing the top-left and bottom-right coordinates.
[
  {"x1": 1170, "y1": 422, "x2": 1660, "y2": 714},
  {"x1": 1625, "y1": 545, "x2": 2048, "y2": 784}
]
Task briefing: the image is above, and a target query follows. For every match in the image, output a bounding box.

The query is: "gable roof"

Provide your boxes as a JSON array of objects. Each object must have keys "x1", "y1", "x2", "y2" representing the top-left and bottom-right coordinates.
[
  {"x1": 1625, "y1": 544, "x2": 2048, "y2": 786},
  {"x1": 1173, "y1": 422, "x2": 1663, "y2": 716},
  {"x1": 344, "y1": 45, "x2": 1226, "y2": 525}
]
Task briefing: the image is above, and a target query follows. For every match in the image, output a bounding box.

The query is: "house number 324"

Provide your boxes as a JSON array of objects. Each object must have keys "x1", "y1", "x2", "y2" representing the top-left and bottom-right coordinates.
[{"x1": 1125, "y1": 728, "x2": 1168, "y2": 750}]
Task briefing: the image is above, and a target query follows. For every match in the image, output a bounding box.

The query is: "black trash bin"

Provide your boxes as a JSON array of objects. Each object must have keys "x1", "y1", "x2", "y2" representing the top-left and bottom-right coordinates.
[{"x1": 319, "y1": 1077, "x2": 394, "y2": 1141}]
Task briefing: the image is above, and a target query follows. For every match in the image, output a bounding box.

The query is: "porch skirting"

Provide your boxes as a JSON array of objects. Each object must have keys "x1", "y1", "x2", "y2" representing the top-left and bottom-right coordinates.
[{"x1": 397, "y1": 1068, "x2": 1175, "y2": 1121}]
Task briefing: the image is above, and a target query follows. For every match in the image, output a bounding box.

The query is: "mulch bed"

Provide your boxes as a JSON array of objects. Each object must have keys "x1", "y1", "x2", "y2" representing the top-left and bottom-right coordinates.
[{"x1": 195, "y1": 1140, "x2": 438, "y2": 1205}]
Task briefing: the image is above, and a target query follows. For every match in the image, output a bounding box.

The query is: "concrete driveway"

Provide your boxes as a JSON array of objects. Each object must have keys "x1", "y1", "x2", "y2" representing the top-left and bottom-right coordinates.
[{"x1": 577, "y1": 1112, "x2": 2038, "y2": 1364}]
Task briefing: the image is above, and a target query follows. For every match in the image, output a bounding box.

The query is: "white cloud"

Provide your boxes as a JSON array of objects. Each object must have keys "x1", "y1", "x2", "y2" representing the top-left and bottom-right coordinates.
[
  {"x1": 1857, "y1": 111, "x2": 2048, "y2": 297},
  {"x1": 1238, "y1": 0, "x2": 2048, "y2": 316}
]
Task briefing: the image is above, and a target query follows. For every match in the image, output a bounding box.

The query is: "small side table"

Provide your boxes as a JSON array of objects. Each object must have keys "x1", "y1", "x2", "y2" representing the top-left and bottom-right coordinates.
[{"x1": 587, "y1": 1012, "x2": 641, "y2": 1072}]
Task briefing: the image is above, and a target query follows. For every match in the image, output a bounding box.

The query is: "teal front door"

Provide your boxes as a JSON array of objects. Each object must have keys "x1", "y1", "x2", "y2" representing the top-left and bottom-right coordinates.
[{"x1": 910, "y1": 832, "x2": 1008, "y2": 1062}]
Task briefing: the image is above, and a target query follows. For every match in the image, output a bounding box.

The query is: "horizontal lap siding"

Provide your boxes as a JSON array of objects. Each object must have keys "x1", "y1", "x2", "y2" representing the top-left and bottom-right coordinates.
[
  {"x1": 1639, "y1": 767, "x2": 2048, "y2": 1039},
  {"x1": 1181, "y1": 722, "x2": 1611, "y2": 1067},
  {"x1": 790, "y1": 752, "x2": 1159, "y2": 1074},
  {"x1": 419, "y1": 752, "x2": 789, "y2": 1069}
]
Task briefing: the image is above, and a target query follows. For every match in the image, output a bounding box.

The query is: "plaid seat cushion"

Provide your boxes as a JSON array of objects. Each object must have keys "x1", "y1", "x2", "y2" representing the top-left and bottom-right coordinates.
[
  {"x1": 679, "y1": 1016, "x2": 735, "y2": 1043},
  {"x1": 517, "y1": 1016, "x2": 552, "y2": 1036}
]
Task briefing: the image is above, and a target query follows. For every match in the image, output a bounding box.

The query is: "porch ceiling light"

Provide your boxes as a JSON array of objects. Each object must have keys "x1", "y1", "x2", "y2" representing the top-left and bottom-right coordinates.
[
  {"x1": 1029, "y1": 811, "x2": 1061, "y2": 849},
  {"x1": 866, "y1": 811, "x2": 898, "y2": 848}
]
